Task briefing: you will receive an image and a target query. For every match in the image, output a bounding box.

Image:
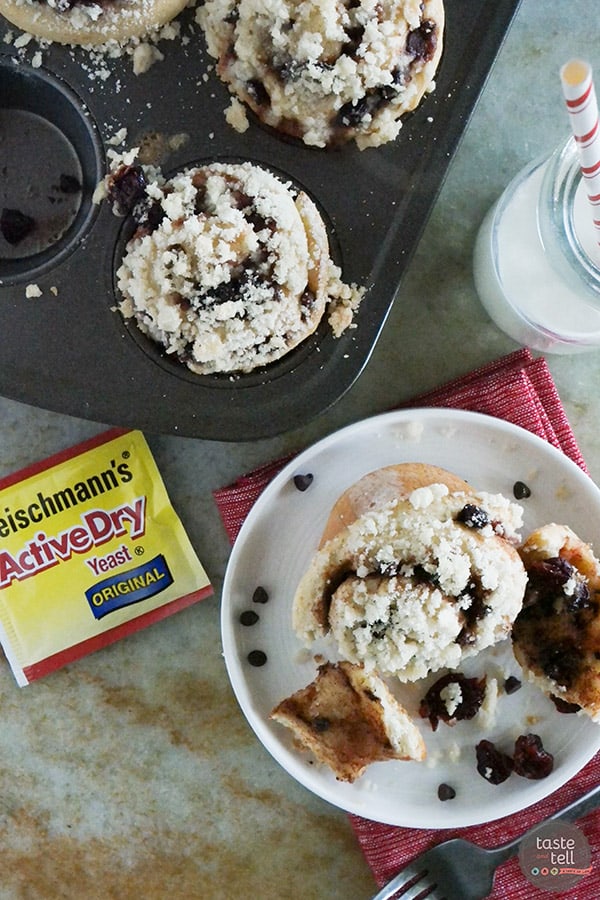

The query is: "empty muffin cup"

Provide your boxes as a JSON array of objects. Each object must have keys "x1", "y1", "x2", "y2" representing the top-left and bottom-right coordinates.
[{"x1": 0, "y1": 57, "x2": 104, "y2": 283}]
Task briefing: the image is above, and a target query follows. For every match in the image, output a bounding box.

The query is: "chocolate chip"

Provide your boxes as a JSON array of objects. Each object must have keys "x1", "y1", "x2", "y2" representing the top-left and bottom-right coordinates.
[
  {"x1": 293, "y1": 473, "x2": 313, "y2": 491},
  {"x1": 437, "y1": 783, "x2": 456, "y2": 801},
  {"x1": 247, "y1": 650, "x2": 267, "y2": 667},
  {"x1": 513, "y1": 481, "x2": 531, "y2": 499},
  {"x1": 337, "y1": 89, "x2": 388, "y2": 128},
  {"x1": 275, "y1": 56, "x2": 306, "y2": 81},
  {"x1": 246, "y1": 79, "x2": 270, "y2": 107},
  {"x1": 252, "y1": 586, "x2": 269, "y2": 604},
  {"x1": 341, "y1": 25, "x2": 365, "y2": 57},
  {"x1": 312, "y1": 717, "x2": 330, "y2": 732},
  {"x1": 538, "y1": 639, "x2": 580, "y2": 688},
  {"x1": 240, "y1": 610, "x2": 259, "y2": 626},
  {"x1": 504, "y1": 675, "x2": 522, "y2": 695}
]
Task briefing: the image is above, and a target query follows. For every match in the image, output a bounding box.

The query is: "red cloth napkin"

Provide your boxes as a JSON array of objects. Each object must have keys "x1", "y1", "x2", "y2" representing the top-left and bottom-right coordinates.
[{"x1": 213, "y1": 349, "x2": 599, "y2": 898}]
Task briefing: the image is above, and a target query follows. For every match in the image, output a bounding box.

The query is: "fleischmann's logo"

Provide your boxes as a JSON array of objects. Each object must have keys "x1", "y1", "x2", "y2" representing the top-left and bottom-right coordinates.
[{"x1": 0, "y1": 457, "x2": 133, "y2": 538}]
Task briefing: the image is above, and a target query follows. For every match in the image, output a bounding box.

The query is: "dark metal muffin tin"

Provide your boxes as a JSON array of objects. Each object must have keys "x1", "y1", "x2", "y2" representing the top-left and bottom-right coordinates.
[{"x1": 0, "y1": 1, "x2": 521, "y2": 440}]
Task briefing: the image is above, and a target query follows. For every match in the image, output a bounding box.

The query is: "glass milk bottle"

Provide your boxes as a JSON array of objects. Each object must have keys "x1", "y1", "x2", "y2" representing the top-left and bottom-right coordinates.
[{"x1": 473, "y1": 136, "x2": 600, "y2": 353}]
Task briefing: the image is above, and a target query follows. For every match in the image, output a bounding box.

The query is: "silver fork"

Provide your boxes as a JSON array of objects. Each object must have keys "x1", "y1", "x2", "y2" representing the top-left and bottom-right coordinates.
[{"x1": 371, "y1": 781, "x2": 600, "y2": 900}]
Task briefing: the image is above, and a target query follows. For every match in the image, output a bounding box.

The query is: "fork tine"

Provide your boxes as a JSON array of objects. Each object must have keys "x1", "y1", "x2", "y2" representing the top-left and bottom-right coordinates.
[
  {"x1": 371, "y1": 863, "x2": 444, "y2": 900},
  {"x1": 402, "y1": 884, "x2": 439, "y2": 900},
  {"x1": 390, "y1": 871, "x2": 435, "y2": 900},
  {"x1": 421, "y1": 888, "x2": 448, "y2": 900},
  {"x1": 396, "y1": 881, "x2": 446, "y2": 900},
  {"x1": 394, "y1": 883, "x2": 425, "y2": 900}
]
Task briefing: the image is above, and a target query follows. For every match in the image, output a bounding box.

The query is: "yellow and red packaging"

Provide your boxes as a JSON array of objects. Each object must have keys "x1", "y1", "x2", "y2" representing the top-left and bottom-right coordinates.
[{"x1": 0, "y1": 428, "x2": 212, "y2": 685}]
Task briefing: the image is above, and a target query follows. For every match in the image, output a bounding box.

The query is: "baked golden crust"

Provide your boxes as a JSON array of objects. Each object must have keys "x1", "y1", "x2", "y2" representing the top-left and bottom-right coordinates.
[
  {"x1": 0, "y1": 0, "x2": 187, "y2": 44},
  {"x1": 319, "y1": 463, "x2": 472, "y2": 546},
  {"x1": 513, "y1": 523, "x2": 600, "y2": 721},
  {"x1": 270, "y1": 661, "x2": 425, "y2": 782}
]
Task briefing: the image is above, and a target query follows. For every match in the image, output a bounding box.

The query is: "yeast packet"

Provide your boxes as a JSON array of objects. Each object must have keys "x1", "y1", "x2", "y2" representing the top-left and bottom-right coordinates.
[{"x1": 0, "y1": 428, "x2": 212, "y2": 685}]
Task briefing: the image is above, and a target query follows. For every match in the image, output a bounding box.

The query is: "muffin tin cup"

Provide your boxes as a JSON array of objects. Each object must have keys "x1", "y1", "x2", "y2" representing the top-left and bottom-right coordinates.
[
  {"x1": 0, "y1": 58, "x2": 104, "y2": 282},
  {"x1": 111, "y1": 155, "x2": 344, "y2": 387},
  {"x1": 0, "y1": 2, "x2": 520, "y2": 440}
]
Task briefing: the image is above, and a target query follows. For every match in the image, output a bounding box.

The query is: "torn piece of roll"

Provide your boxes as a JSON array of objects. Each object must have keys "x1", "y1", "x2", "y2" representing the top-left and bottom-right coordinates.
[
  {"x1": 270, "y1": 661, "x2": 426, "y2": 782},
  {"x1": 293, "y1": 464, "x2": 526, "y2": 682},
  {"x1": 513, "y1": 523, "x2": 600, "y2": 721}
]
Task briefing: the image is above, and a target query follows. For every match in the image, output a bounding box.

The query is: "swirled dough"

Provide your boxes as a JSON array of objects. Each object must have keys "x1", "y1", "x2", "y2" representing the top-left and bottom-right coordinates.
[
  {"x1": 198, "y1": 0, "x2": 444, "y2": 149},
  {"x1": 293, "y1": 483, "x2": 526, "y2": 681},
  {"x1": 0, "y1": 0, "x2": 187, "y2": 44}
]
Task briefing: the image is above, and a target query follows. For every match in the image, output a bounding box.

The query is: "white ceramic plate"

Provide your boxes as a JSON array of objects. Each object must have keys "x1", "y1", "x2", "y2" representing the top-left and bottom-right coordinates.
[{"x1": 221, "y1": 409, "x2": 600, "y2": 828}]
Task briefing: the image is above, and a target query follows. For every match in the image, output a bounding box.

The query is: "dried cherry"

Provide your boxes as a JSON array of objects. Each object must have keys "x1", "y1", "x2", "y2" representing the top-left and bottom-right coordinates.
[
  {"x1": 524, "y1": 557, "x2": 575, "y2": 610},
  {"x1": 513, "y1": 734, "x2": 554, "y2": 779},
  {"x1": 419, "y1": 672, "x2": 486, "y2": 731},
  {"x1": 475, "y1": 739, "x2": 514, "y2": 784},
  {"x1": 538, "y1": 638, "x2": 580, "y2": 688},
  {"x1": 406, "y1": 20, "x2": 437, "y2": 62},
  {"x1": 456, "y1": 504, "x2": 490, "y2": 529},
  {"x1": 108, "y1": 164, "x2": 147, "y2": 216},
  {"x1": 1, "y1": 208, "x2": 35, "y2": 245}
]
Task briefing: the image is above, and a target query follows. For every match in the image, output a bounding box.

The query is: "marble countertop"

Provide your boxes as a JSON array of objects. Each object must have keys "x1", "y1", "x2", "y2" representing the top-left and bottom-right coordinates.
[{"x1": 1, "y1": 1, "x2": 600, "y2": 898}]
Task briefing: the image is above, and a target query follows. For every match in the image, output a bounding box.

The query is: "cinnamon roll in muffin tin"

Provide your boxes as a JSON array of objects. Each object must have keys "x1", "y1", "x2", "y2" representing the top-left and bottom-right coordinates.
[{"x1": 0, "y1": 1, "x2": 520, "y2": 440}]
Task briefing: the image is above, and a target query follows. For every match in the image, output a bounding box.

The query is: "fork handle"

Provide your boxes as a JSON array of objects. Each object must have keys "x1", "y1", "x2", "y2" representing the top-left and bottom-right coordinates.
[
  {"x1": 369, "y1": 782, "x2": 600, "y2": 899},
  {"x1": 495, "y1": 780, "x2": 600, "y2": 861}
]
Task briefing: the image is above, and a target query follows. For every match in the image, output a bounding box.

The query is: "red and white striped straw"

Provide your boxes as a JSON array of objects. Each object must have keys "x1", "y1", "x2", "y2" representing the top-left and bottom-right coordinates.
[
  {"x1": 560, "y1": 58, "x2": 600, "y2": 246},
  {"x1": 560, "y1": 59, "x2": 600, "y2": 244}
]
